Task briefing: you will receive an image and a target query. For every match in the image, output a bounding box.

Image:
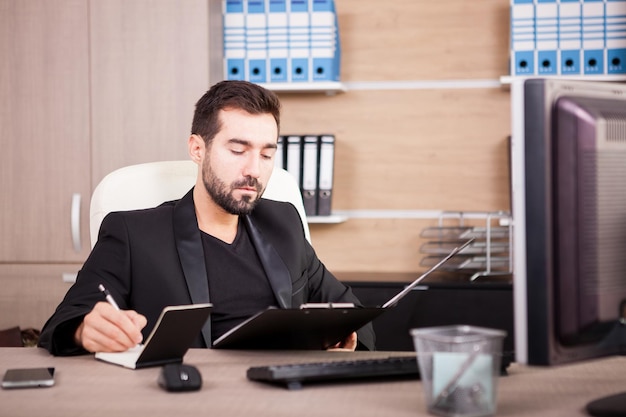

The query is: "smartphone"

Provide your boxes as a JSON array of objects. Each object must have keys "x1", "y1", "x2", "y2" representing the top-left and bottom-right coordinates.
[{"x1": 1, "y1": 367, "x2": 55, "y2": 389}]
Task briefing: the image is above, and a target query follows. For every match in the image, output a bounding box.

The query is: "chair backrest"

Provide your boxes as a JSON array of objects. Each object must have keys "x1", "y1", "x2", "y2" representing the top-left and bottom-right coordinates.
[{"x1": 89, "y1": 161, "x2": 310, "y2": 248}]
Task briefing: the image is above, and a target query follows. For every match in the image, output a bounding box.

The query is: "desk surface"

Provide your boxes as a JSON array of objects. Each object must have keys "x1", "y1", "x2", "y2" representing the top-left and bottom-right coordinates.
[{"x1": 0, "y1": 348, "x2": 624, "y2": 417}]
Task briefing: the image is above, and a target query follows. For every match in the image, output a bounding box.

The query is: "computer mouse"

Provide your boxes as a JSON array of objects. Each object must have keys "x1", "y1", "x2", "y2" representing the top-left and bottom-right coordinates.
[
  {"x1": 158, "y1": 363, "x2": 202, "y2": 392},
  {"x1": 586, "y1": 391, "x2": 626, "y2": 417}
]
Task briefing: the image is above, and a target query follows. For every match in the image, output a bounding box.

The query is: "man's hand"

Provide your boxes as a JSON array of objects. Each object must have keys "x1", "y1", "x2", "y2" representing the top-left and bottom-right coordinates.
[
  {"x1": 74, "y1": 302, "x2": 147, "y2": 353},
  {"x1": 327, "y1": 332, "x2": 358, "y2": 351}
]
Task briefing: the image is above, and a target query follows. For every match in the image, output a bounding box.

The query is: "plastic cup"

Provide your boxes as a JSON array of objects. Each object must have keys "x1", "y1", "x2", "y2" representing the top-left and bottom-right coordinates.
[{"x1": 410, "y1": 325, "x2": 506, "y2": 417}]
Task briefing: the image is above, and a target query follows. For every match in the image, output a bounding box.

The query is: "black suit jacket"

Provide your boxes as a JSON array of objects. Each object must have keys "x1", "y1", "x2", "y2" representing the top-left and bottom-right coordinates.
[{"x1": 39, "y1": 189, "x2": 375, "y2": 354}]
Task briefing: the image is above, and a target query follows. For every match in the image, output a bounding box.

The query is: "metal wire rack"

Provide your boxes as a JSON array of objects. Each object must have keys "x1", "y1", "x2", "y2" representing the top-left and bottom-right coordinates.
[{"x1": 419, "y1": 211, "x2": 513, "y2": 281}]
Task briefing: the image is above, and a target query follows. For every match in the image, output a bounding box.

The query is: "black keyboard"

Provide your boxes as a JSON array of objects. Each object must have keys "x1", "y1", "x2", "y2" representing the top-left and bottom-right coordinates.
[{"x1": 246, "y1": 355, "x2": 420, "y2": 390}]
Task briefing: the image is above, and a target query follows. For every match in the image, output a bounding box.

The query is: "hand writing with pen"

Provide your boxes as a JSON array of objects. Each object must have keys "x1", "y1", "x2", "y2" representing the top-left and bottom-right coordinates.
[{"x1": 73, "y1": 286, "x2": 147, "y2": 353}]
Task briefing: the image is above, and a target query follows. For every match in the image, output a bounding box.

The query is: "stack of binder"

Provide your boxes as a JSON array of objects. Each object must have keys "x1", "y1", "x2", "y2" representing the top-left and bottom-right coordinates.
[
  {"x1": 223, "y1": 0, "x2": 341, "y2": 83},
  {"x1": 510, "y1": 0, "x2": 626, "y2": 76},
  {"x1": 275, "y1": 134, "x2": 335, "y2": 216}
]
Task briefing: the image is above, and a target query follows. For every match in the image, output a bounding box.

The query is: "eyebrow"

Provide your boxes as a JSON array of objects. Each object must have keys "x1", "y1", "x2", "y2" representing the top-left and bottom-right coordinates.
[{"x1": 228, "y1": 138, "x2": 278, "y2": 150}]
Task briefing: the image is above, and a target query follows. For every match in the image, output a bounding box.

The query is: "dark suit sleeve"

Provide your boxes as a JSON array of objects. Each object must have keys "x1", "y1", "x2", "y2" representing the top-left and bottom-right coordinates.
[
  {"x1": 38, "y1": 212, "x2": 133, "y2": 355},
  {"x1": 40, "y1": 197, "x2": 204, "y2": 355}
]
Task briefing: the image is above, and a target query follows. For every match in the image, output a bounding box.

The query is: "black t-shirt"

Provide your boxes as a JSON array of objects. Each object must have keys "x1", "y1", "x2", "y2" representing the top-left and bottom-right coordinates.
[{"x1": 200, "y1": 220, "x2": 278, "y2": 342}]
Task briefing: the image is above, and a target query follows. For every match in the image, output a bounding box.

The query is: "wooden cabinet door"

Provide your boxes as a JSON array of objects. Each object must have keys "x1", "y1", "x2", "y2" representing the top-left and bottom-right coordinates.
[
  {"x1": 0, "y1": 264, "x2": 80, "y2": 330},
  {"x1": 0, "y1": 0, "x2": 91, "y2": 262},
  {"x1": 89, "y1": 0, "x2": 209, "y2": 184}
]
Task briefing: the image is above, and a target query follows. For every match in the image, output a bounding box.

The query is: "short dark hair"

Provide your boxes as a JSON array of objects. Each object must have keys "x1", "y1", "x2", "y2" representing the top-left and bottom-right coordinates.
[{"x1": 191, "y1": 80, "x2": 281, "y2": 146}]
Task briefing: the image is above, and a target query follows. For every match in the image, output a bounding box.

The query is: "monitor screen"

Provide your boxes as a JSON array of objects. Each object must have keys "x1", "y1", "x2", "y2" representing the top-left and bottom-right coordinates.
[{"x1": 519, "y1": 78, "x2": 626, "y2": 365}]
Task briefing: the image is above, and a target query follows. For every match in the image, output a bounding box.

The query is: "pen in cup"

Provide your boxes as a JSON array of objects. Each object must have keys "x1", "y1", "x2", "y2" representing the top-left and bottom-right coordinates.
[{"x1": 98, "y1": 284, "x2": 121, "y2": 311}]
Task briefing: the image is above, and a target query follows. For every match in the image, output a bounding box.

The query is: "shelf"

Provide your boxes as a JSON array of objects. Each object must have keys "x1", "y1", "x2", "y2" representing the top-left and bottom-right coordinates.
[
  {"x1": 500, "y1": 74, "x2": 626, "y2": 87},
  {"x1": 257, "y1": 82, "x2": 347, "y2": 95},
  {"x1": 307, "y1": 214, "x2": 348, "y2": 224}
]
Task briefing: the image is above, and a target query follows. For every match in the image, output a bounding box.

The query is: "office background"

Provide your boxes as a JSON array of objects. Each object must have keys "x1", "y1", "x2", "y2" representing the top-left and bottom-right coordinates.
[{"x1": 0, "y1": 0, "x2": 511, "y2": 330}]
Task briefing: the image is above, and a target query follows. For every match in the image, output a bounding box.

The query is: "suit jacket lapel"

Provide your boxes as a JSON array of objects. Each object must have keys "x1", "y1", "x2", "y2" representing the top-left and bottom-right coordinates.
[
  {"x1": 173, "y1": 188, "x2": 212, "y2": 347},
  {"x1": 243, "y1": 216, "x2": 292, "y2": 308}
]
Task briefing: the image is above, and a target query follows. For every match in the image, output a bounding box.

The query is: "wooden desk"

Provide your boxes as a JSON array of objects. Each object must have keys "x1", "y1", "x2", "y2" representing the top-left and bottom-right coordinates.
[{"x1": 0, "y1": 348, "x2": 624, "y2": 417}]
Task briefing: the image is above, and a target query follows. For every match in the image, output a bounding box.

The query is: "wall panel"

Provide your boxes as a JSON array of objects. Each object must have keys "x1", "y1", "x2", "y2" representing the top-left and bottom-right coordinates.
[
  {"x1": 277, "y1": 0, "x2": 512, "y2": 274},
  {"x1": 337, "y1": 0, "x2": 510, "y2": 81},
  {"x1": 279, "y1": 88, "x2": 511, "y2": 213}
]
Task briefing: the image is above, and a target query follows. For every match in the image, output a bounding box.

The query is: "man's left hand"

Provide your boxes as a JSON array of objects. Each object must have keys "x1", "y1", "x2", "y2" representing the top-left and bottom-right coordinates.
[{"x1": 327, "y1": 332, "x2": 357, "y2": 351}]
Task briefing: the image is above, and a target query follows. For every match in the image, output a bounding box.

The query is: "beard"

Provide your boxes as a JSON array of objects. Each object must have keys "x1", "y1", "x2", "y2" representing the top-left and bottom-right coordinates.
[{"x1": 201, "y1": 158, "x2": 263, "y2": 215}]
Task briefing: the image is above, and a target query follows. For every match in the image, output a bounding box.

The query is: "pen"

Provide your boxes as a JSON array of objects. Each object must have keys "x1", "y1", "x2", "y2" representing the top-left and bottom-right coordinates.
[
  {"x1": 98, "y1": 284, "x2": 142, "y2": 348},
  {"x1": 98, "y1": 284, "x2": 121, "y2": 311}
]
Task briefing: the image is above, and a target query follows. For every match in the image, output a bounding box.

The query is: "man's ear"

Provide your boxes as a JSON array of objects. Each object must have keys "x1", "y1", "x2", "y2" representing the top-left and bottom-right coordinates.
[{"x1": 188, "y1": 134, "x2": 204, "y2": 163}]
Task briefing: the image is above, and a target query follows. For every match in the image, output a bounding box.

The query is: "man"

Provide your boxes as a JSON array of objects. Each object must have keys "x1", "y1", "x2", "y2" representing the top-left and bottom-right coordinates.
[{"x1": 38, "y1": 80, "x2": 375, "y2": 355}]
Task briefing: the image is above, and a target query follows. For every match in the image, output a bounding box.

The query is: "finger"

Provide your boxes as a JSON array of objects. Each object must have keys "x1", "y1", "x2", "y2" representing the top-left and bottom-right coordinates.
[
  {"x1": 111, "y1": 310, "x2": 145, "y2": 346},
  {"x1": 85, "y1": 309, "x2": 135, "y2": 351},
  {"x1": 127, "y1": 310, "x2": 148, "y2": 331},
  {"x1": 343, "y1": 332, "x2": 358, "y2": 351},
  {"x1": 80, "y1": 315, "x2": 135, "y2": 353},
  {"x1": 327, "y1": 332, "x2": 358, "y2": 351},
  {"x1": 81, "y1": 302, "x2": 142, "y2": 352},
  {"x1": 81, "y1": 323, "x2": 134, "y2": 353},
  {"x1": 124, "y1": 310, "x2": 147, "y2": 344}
]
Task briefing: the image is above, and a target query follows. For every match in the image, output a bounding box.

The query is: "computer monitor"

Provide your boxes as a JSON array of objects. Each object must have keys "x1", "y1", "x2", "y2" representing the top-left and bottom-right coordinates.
[{"x1": 518, "y1": 78, "x2": 626, "y2": 365}]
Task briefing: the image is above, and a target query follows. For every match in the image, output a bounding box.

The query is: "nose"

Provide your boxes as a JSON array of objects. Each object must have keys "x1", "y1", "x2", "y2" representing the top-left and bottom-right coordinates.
[{"x1": 242, "y1": 153, "x2": 261, "y2": 179}]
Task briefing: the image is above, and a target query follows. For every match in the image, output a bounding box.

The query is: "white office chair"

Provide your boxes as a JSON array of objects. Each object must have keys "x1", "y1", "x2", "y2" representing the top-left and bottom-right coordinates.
[{"x1": 89, "y1": 161, "x2": 310, "y2": 248}]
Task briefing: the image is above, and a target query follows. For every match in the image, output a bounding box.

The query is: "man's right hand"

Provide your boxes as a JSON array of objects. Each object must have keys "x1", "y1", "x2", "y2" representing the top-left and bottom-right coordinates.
[{"x1": 74, "y1": 301, "x2": 147, "y2": 353}]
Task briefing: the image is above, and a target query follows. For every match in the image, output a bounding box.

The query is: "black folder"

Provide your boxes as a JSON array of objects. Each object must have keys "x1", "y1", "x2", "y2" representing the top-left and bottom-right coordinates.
[
  {"x1": 317, "y1": 135, "x2": 335, "y2": 216},
  {"x1": 301, "y1": 135, "x2": 320, "y2": 216},
  {"x1": 213, "y1": 305, "x2": 384, "y2": 349},
  {"x1": 213, "y1": 240, "x2": 473, "y2": 350}
]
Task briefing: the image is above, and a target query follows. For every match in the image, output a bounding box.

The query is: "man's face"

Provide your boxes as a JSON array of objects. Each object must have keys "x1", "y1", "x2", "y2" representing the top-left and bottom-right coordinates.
[{"x1": 201, "y1": 108, "x2": 278, "y2": 215}]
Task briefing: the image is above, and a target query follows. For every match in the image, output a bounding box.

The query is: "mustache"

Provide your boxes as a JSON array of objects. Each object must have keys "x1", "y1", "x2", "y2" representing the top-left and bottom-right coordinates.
[{"x1": 232, "y1": 177, "x2": 262, "y2": 192}]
